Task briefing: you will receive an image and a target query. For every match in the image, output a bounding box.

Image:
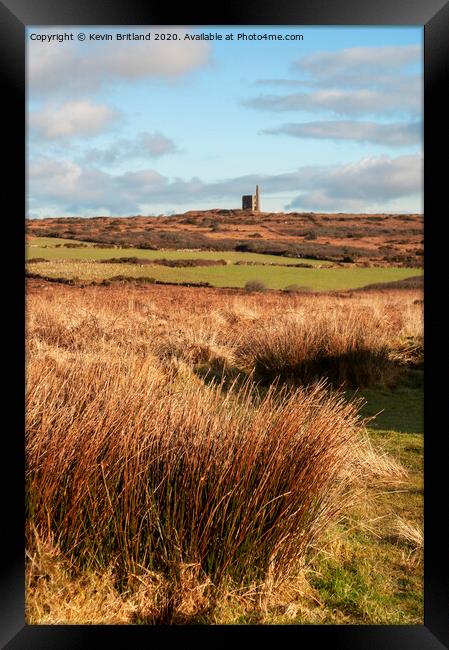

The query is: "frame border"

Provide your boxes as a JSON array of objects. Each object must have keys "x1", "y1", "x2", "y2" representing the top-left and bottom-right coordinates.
[{"x1": 2, "y1": 0, "x2": 448, "y2": 647}]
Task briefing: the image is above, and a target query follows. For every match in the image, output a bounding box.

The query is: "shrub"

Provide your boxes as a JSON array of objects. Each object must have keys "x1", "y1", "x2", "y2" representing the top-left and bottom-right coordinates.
[
  {"x1": 244, "y1": 281, "x2": 267, "y2": 293},
  {"x1": 283, "y1": 285, "x2": 311, "y2": 293},
  {"x1": 100, "y1": 257, "x2": 149, "y2": 265},
  {"x1": 63, "y1": 243, "x2": 88, "y2": 249},
  {"x1": 152, "y1": 258, "x2": 227, "y2": 268},
  {"x1": 108, "y1": 275, "x2": 156, "y2": 284}
]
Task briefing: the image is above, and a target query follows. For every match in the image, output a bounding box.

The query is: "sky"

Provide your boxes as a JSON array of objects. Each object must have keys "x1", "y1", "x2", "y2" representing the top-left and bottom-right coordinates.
[{"x1": 26, "y1": 26, "x2": 423, "y2": 217}]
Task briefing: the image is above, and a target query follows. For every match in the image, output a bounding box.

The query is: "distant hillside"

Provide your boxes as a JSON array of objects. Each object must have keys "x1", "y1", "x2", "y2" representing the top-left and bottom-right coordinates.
[{"x1": 26, "y1": 210, "x2": 424, "y2": 267}]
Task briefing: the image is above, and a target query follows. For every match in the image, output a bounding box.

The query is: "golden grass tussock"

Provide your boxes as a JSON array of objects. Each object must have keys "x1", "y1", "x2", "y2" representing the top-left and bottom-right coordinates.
[
  {"x1": 389, "y1": 518, "x2": 423, "y2": 550},
  {"x1": 234, "y1": 311, "x2": 392, "y2": 387},
  {"x1": 27, "y1": 353, "x2": 394, "y2": 584}
]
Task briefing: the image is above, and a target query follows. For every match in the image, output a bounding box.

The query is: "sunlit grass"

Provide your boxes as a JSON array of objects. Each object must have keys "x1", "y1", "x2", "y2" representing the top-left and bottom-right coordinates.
[
  {"x1": 26, "y1": 236, "x2": 325, "y2": 266},
  {"x1": 26, "y1": 258, "x2": 422, "y2": 291}
]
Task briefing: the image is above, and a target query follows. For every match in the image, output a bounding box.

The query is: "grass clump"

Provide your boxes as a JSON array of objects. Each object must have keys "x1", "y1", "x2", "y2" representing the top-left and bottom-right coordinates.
[
  {"x1": 26, "y1": 352, "x2": 400, "y2": 603},
  {"x1": 236, "y1": 311, "x2": 399, "y2": 388}
]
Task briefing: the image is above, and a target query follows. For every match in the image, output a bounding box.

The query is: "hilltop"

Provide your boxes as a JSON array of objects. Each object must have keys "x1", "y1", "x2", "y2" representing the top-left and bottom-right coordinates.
[{"x1": 26, "y1": 210, "x2": 423, "y2": 267}]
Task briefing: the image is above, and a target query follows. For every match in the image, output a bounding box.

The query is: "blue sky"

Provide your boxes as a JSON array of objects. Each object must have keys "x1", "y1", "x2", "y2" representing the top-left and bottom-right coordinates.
[{"x1": 27, "y1": 26, "x2": 423, "y2": 217}]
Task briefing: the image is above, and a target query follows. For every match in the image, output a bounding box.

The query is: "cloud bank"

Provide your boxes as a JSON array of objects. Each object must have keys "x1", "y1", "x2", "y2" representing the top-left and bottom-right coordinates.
[
  {"x1": 248, "y1": 44, "x2": 422, "y2": 158},
  {"x1": 28, "y1": 153, "x2": 422, "y2": 216},
  {"x1": 263, "y1": 120, "x2": 422, "y2": 146},
  {"x1": 244, "y1": 86, "x2": 420, "y2": 117},
  {"x1": 291, "y1": 45, "x2": 420, "y2": 85}
]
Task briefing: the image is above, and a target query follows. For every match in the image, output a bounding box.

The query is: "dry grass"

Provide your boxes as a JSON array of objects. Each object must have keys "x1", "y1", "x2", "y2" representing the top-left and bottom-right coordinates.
[
  {"x1": 26, "y1": 282, "x2": 423, "y2": 385},
  {"x1": 26, "y1": 532, "x2": 130, "y2": 625},
  {"x1": 24, "y1": 530, "x2": 331, "y2": 625},
  {"x1": 388, "y1": 518, "x2": 423, "y2": 549},
  {"x1": 25, "y1": 281, "x2": 419, "y2": 624},
  {"x1": 236, "y1": 311, "x2": 394, "y2": 387}
]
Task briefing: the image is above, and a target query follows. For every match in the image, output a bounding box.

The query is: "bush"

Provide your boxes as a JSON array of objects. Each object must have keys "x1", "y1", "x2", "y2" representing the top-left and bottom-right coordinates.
[
  {"x1": 108, "y1": 275, "x2": 156, "y2": 284},
  {"x1": 244, "y1": 280, "x2": 267, "y2": 293},
  {"x1": 153, "y1": 258, "x2": 226, "y2": 268},
  {"x1": 283, "y1": 284, "x2": 311, "y2": 293},
  {"x1": 63, "y1": 243, "x2": 87, "y2": 248}
]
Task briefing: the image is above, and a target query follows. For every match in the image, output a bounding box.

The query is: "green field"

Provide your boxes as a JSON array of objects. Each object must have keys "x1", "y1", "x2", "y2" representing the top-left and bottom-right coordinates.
[
  {"x1": 26, "y1": 259, "x2": 422, "y2": 291},
  {"x1": 26, "y1": 237, "x2": 325, "y2": 266},
  {"x1": 26, "y1": 238, "x2": 422, "y2": 291}
]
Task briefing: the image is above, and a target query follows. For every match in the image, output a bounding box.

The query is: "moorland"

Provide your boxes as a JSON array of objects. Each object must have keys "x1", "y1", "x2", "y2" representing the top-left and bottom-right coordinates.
[{"x1": 25, "y1": 211, "x2": 424, "y2": 625}]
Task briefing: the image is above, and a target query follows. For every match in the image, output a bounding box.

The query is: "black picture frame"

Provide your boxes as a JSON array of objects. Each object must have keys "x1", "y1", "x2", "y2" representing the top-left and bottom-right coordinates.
[{"x1": 2, "y1": 0, "x2": 448, "y2": 647}]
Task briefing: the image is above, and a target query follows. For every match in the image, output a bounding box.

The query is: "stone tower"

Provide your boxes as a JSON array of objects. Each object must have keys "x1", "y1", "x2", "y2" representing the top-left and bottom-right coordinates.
[{"x1": 242, "y1": 185, "x2": 261, "y2": 211}]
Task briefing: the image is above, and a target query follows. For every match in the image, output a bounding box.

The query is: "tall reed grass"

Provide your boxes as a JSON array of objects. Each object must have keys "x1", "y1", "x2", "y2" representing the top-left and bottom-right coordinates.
[
  {"x1": 236, "y1": 310, "x2": 395, "y2": 387},
  {"x1": 26, "y1": 354, "x2": 401, "y2": 591}
]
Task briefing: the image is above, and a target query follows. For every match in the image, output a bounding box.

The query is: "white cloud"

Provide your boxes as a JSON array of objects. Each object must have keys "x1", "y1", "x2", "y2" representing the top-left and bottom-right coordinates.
[
  {"x1": 29, "y1": 158, "x2": 83, "y2": 195},
  {"x1": 29, "y1": 158, "x2": 108, "y2": 200},
  {"x1": 28, "y1": 30, "x2": 211, "y2": 97},
  {"x1": 83, "y1": 131, "x2": 178, "y2": 164},
  {"x1": 263, "y1": 120, "x2": 422, "y2": 146},
  {"x1": 29, "y1": 100, "x2": 119, "y2": 139},
  {"x1": 292, "y1": 45, "x2": 421, "y2": 84},
  {"x1": 287, "y1": 154, "x2": 422, "y2": 210},
  {"x1": 244, "y1": 86, "x2": 420, "y2": 117},
  {"x1": 28, "y1": 153, "x2": 422, "y2": 216},
  {"x1": 247, "y1": 45, "x2": 421, "y2": 118}
]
